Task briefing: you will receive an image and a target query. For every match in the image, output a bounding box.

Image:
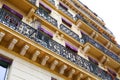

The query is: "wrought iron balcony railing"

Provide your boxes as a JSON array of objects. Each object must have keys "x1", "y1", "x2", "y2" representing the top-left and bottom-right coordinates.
[
  {"x1": 28, "y1": 0, "x2": 36, "y2": 5},
  {"x1": 59, "y1": 23, "x2": 120, "y2": 64},
  {"x1": 0, "y1": 9, "x2": 21, "y2": 30},
  {"x1": 17, "y1": 25, "x2": 114, "y2": 80},
  {"x1": 36, "y1": 6, "x2": 58, "y2": 27},
  {"x1": 0, "y1": 8, "x2": 115, "y2": 80},
  {"x1": 81, "y1": 32, "x2": 120, "y2": 63},
  {"x1": 75, "y1": 14, "x2": 114, "y2": 43},
  {"x1": 60, "y1": 19, "x2": 120, "y2": 63},
  {"x1": 60, "y1": 24, "x2": 80, "y2": 42},
  {"x1": 58, "y1": 5, "x2": 74, "y2": 19},
  {"x1": 71, "y1": 0, "x2": 104, "y2": 27},
  {"x1": 48, "y1": 0, "x2": 55, "y2": 5}
]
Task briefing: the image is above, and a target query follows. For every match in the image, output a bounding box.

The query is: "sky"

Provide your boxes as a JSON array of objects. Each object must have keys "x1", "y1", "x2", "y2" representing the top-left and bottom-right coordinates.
[{"x1": 79, "y1": 0, "x2": 120, "y2": 44}]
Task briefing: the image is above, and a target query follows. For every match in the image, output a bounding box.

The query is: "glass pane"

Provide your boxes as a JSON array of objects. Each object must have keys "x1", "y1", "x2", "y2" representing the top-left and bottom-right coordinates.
[
  {"x1": 0, "y1": 66, "x2": 7, "y2": 80},
  {"x1": 0, "y1": 61, "x2": 9, "y2": 68}
]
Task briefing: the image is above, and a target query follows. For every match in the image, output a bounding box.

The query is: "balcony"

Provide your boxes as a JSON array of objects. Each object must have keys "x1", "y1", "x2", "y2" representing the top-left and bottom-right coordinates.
[
  {"x1": 60, "y1": 16, "x2": 120, "y2": 64},
  {"x1": 36, "y1": 6, "x2": 58, "y2": 27},
  {"x1": 102, "y1": 33, "x2": 113, "y2": 42},
  {"x1": 0, "y1": 8, "x2": 115, "y2": 80},
  {"x1": 60, "y1": 24, "x2": 80, "y2": 42},
  {"x1": 0, "y1": 9, "x2": 21, "y2": 30},
  {"x1": 59, "y1": 22, "x2": 120, "y2": 64},
  {"x1": 81, "y1": 32, "x2": 120, "y2": 63},
  {"x1": 48, "y1": 0, "x2": 55, "y2": 5},
  {"x1": 75, "y1": 14, "x2": 114, "y2": 44},
  {"x1": 77, "y1": 0, "x2": 105, "y2": 25},
  {"x1": 71, "y1": 0, "x2": 104, "y2": 27},
  {"x1": 75, "y1": 14, "x2": 99, "y2": 31},
  {"x1": 35, "y1": 2, "x2": 120, "y2": 67},
  {"x1": 5, "y1": 0, "x2": 37, "y2": 15},
  {"x1": 58, "y1": 4, "x2": 74, "y2": 19}
]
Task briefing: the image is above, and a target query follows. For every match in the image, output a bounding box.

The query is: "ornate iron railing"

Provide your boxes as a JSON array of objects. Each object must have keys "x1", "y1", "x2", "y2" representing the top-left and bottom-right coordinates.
[
  {"x1": 59, "y1": 22, "x2": 120, "y2": 64},
  {"x1": 36, "y1": 6, "x2": 58, "y2": 27},
  {"x1": 0, "y1": 8, "x2": 118, "y2": 80},
  {"x1": 81, "y1": 32, "x2": 120, "y2": 63},
  {"x1": 18, "y1": 23, "x2": 113, "y2": 80},
  {"x1": 60, "y1": 18, "x2": 120, "y2": 64},
  {"x1": 75, "y1": 14, "x2": 114, "y2": 43},
  {"x1": 58, "y1": 5, "x2": 74, "y2": 19},
  {"x1": 60, "y1": 24, "x2": 80, "y2": 42},
  {"x1": 71, "y1": 0, "x2": 104, "y2": 27},
  {"x1": 0, "y1": 9, "x2": 21, "y2": 30}
]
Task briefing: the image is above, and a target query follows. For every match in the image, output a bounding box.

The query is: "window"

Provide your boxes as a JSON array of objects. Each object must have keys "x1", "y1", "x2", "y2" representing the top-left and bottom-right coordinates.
[
  {"x1": 59, "y1": 2, "x2": 68, "y2": 11},
  {"x1": 39, "y1": 27, "x2": 53, "y2": 38},
  {"x1": 65, "y1": 42, "x2": 78, "y2": 53},
  {"x1": 39, "y1": 2, "x2": 51, "y2": 13},
  {"x1": 0, "y1": 62, "x2": 8, "y2": 80},
  {"x1": 62, "y1": 18, "x2": 72, "y2": 28},
  {"x1": 51, "y1": 77, "x2": 57, "y2": 80},
  {"x1": 0, "y1": 54, "x2": 12, "y2": 80}
]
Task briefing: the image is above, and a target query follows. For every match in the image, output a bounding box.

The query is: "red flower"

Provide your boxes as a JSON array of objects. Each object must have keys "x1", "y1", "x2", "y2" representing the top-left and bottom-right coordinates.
[{"x1": 5, "y1": 15, "x2": 9, "y2": 19}]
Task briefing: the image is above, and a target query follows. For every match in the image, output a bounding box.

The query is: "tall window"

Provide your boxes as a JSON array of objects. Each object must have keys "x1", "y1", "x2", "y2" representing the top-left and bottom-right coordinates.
[
  {"x1": 0, "y1": 61, "x2": 8, "y2": 80},
  {"x1": 51, "y1": 77, "x2": 57, "y2": 80},
  {"x1": 0, "y1": 54, "x2": 12, "y2": 80}
]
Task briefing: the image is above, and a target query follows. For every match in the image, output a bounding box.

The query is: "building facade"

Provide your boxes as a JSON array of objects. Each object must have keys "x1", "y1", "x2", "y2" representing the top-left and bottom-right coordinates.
[{"x1": 0, "y1": 0, "x2": 120, "y2": 80}]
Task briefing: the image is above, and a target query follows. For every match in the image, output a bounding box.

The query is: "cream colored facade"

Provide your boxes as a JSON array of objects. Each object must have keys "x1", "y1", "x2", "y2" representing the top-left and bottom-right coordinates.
[
  {"x1": 0, "y1": 0, "x2": 120, "y2": 80},
  {"x1": 0, "y1": 49, "x2": 63, "y2": 80}
]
